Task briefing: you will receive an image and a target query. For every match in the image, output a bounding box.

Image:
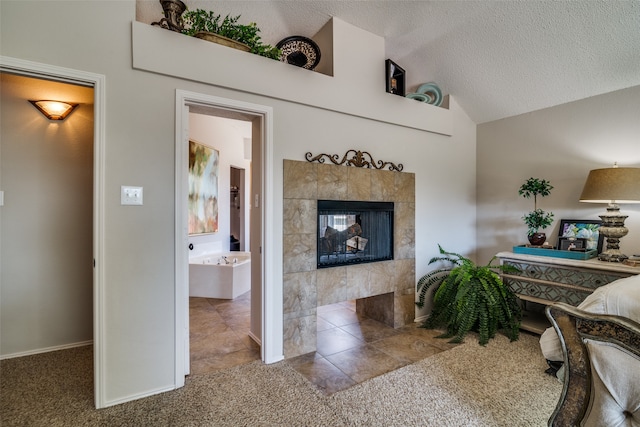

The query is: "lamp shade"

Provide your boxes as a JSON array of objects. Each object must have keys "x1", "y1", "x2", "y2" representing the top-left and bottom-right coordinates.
[
  {"x1": 29, "y1": 100, "x2": 78, "y2": 120},
  {"x1": 579, "y1": 167, "x2": 640, "y2": 204}
]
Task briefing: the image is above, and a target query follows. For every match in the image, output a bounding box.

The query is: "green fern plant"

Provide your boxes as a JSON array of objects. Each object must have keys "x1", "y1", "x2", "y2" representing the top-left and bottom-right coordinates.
[
  {"x1": 181, "y1": 9, "x2": 281, "y2": 59},
  {"x1": 416, "y1": 245, "x2": 522, "y2": 345}
]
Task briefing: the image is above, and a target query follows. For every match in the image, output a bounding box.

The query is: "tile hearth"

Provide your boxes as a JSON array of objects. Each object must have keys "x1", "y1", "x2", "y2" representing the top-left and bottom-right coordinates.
[{"x1": 190, "y1": 295, "x2": 458, "y2": 395}]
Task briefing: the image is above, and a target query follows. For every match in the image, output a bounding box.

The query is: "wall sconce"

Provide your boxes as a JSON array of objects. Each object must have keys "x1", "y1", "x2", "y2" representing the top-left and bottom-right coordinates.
[
  {"x1": 579, "y1": 163, "x2": 640, "y2": 262},
  {"x1": 29, "y1": 100, "x2": 78, "y2": 120}
]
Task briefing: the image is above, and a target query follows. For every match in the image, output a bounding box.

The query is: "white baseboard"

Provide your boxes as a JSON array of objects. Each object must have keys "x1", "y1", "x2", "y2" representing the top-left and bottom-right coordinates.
[
  {"x1": 414, "y1": 314, "x2": 428, "y2": 323},
  {"x1": 0, "y1": 340, "x2": 93, "y2": 360},
  {"x1": 102, "y1": 384, "x2": 177, "y2": 408},
  {"x1": 248, "y1": 331, "x2": 261, "y2": 346}
]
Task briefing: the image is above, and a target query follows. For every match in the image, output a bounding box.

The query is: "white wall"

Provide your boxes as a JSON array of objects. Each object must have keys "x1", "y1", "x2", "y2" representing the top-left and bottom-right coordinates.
[
  {"x1": 477, "y1": 85, "x2": 640, "y2": 263},
  {"x1": 188, "y1": 114, "x2": 251, "y2": 255},
  {"x1": 0, "y1": 74, "x2": 94, "y2": 357},
  {"x1": 0, "y1": 0, "x2": 477, "y2": 406}
]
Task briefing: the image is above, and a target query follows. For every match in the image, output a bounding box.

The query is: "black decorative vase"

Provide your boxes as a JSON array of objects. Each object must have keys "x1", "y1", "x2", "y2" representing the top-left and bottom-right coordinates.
[{"x1": 528, "y1": 233, "x2": 546, "y2": 246}]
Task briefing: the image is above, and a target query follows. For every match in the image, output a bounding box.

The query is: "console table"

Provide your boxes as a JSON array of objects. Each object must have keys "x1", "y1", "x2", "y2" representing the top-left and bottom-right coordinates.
[{"x1": 496, "y1": 251, "x2": 639, "y2": 334}]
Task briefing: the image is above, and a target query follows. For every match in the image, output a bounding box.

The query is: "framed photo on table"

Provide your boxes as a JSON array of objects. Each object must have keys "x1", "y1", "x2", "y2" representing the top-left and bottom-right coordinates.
[
  {"x1": 558, "y1": 237, "x2": 587, "y2": 251},
  {"x1": 557, "y1": 219, "x2": 604, "y2": 253}
]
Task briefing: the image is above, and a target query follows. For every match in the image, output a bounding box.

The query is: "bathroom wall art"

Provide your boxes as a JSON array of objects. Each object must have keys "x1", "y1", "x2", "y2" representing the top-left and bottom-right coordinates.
[{"x1": 189, "y1": 140, "x2": 219, "y2": 234}]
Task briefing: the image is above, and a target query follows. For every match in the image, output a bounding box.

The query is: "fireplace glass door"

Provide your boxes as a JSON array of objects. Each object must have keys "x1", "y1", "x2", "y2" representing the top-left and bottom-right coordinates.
[{"x1": 317, "y1": 200, "x2": 394, "y2": 268}]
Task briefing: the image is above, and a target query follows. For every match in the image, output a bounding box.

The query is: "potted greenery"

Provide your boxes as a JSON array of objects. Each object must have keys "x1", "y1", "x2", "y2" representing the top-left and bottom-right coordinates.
[
  {"x1": 518, "y1": 177, "x2": 554, "y2": 246},
  {"x1": 416, "y1": 245, "x2": 521, "y2": 345},
  {"x1": 181, "y1": 9, "x2": 281, "y2": 59}
]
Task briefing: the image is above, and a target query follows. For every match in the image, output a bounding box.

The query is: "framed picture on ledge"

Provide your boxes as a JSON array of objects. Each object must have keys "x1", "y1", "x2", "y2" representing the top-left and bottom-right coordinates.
[
  {"x1": 385, "y1": 59, "x2": 405, "y2": 96},
  {"x1": 557, "y1": 219, "x2": 604, "y2": 253}
]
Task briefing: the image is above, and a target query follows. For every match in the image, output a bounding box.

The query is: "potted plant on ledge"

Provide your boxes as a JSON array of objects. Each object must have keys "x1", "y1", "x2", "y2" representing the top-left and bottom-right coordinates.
[
  {"x1": 519, "y1": 177, "x2": 554, "y2": 246},
  {"x1": 181, "y1": 9, "x2": 281, "y2": 59},
  {"x1": 416, "y1": 245, "x2": 521, "y2": 346}
]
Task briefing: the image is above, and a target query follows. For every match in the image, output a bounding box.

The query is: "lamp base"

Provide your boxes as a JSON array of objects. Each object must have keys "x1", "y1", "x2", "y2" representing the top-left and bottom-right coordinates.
[
  {"x1": 598, "y1": 248, "x2": 628, "y2": 263},
  {"x1": 598, "y1": 205, "x2": 629, "y2": 263}
]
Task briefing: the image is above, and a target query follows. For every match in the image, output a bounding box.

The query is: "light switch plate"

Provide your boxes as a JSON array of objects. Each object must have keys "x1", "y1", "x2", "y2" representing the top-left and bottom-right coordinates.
[{"x1": 121, "y1": 186, "x2": 143, "y2": 205}]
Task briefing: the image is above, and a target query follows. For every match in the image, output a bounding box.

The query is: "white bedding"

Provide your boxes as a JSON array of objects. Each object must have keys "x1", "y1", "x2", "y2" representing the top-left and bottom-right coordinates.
[{"x1": 539, "y1": 273, "x2": 640, "y2": 361}]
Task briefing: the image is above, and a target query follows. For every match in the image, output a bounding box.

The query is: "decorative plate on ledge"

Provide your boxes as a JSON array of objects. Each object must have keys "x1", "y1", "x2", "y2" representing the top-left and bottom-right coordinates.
[{"x1": 276, "y1": 36, "x2": 321, "y2": 70}]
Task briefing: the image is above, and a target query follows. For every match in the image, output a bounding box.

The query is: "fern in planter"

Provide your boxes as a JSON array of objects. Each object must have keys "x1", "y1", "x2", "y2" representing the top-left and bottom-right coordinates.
[
  {"x1": 181, "y1": 9, "x2": 281, "y2": 59},
  {"x1": 416, "y1": 245, "x2": 522, "y2": 345}
]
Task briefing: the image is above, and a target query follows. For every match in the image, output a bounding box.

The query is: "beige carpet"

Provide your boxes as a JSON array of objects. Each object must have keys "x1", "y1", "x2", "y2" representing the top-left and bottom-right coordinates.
[{"x1": 1, "y1": 332, "x2": 561, "y2": 426}]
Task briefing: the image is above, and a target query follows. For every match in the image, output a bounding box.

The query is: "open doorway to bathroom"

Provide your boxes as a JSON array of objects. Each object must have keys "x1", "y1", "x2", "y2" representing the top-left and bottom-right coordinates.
[
  {"x1": 176, "y1": 91, "x2": 276, "y2": 383},
  {"x1": 187, "y1": 114, "x2": 258, "y2": 375}
]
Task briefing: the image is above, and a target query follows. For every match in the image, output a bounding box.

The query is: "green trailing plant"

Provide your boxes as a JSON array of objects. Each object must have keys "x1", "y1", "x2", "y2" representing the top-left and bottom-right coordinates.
[
  {"x1": 518, "y1": 177, "x2": 554, "y2": 235},
  {"x1": 181, "y1": 9, "x2": 281, "y2": 59},
  {"x1": 416, "y1": 245, "x2": 521, "y2": 345}
]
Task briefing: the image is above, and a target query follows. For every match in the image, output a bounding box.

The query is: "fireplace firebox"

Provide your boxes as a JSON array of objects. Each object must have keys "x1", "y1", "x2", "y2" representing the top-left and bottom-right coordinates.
[{"x1": 317, "y1": 200, "x2": 394, "y2": 268}]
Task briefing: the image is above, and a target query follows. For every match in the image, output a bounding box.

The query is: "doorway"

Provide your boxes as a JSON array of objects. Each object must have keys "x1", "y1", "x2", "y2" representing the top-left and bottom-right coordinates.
[
  {"x1": 187, "y1": 114, "x2": 254, "y2": 374},
  {"x1": 229, "y1": 166, "x2": 246, "y2": 252},
  {"x1": 175, "y1": 90, "x2": 281, "y2": 382},
  {"x1": 0, "y1": 56, "x2": 106, "y2": 408}
]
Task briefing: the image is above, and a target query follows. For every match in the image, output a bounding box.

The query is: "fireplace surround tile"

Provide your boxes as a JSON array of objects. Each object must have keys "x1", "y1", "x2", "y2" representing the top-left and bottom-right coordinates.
[
  {"x1": 283, "y1": 199, "x2": 317, "y2": 235},
  {"x1": 284, "y1": 161, "x2": 317, "y2": 199},
  {"x1": 367, "y1": 261, "x2": 397, "y2": 297},
  {"x1": 316, "y1": 267, "x2": 347, "y2": 306},
  {"x1": 345, "y1": 264, "x2": 375, "y2": 300},
  {"x1": 371, "y1": 169, "x2": 396, "y2": 201},
  {"x1": 347, "y1": 167, "x2": 372, "y2": 200},
  {"x1": 283, "y1": 271, "x2": 318, "y2": 315},
  {"x1": 283, "y1": 159, "x2": 415, "y2": 358},
  {"x1": 318, "y1": 164, "x2": 348, "y2": 200},
  {"x1": 284, "y1": 314, "x2": 317, "y2": 357},
  {"x1": 394, "y1": 172, "x2": 415, "y2": 202},
  {"x1": 283, "y1": 233, "x2": 316, "y2": 274},
  {"x1": 394, "y1": 259, "x2": 416, "y2": 293}
]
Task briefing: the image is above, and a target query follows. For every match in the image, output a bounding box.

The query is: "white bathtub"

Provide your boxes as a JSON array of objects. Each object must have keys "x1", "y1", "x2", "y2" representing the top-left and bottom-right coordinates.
[{"x1": 189, "y1": 252, "x2": 251, "y2": 299}]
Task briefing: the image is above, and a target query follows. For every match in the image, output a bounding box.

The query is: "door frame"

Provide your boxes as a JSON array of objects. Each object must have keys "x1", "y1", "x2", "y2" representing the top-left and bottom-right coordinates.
[
  {"x1": 0, "y1": 55, "x2": 106, "y2": 408},
  {"x1": 174, "y1": 90, "x2": 281, "y2": 383}
]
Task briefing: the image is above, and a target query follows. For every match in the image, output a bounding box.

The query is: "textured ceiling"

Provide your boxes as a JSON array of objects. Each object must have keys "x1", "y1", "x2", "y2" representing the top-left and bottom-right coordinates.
[{"x1": 137, "y1": 1, "x2": 640, "y2": 124}]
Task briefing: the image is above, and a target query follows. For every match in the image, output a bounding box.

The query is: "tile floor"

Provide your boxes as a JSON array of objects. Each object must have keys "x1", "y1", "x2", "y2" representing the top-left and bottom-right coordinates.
[
  {"x1": 190, "y1": 294, "x2": 458, "y2": 395},
  {"x1": 189, "y1": 292, "x2": 261, "y2": 375}
]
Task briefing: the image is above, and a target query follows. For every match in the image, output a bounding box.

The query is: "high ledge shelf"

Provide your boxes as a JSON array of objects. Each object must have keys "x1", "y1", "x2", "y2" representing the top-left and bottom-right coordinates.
[{"x1": 132, "y1": 17, "x2": 453, "y2": 136}]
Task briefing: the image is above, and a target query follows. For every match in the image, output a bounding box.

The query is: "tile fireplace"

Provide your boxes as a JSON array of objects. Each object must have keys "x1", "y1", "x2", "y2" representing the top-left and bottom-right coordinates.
[{"x1": 283, "y1": 159, "x2": 415, "y2": 358}]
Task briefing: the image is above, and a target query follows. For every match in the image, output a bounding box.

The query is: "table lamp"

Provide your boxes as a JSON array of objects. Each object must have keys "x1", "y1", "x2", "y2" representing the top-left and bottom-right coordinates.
[{"x1": 579, "y1": 164, "x2": 640, "y2": 262}]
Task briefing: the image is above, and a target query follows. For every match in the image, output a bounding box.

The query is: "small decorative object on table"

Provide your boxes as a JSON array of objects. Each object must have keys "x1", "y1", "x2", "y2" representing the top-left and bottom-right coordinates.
[
  {"x1": 512, "y1": 245, "x2": 597, "y2": 260},
  {"x1": 518, "y1": 177, "x2": 554, "y2": 246},
  {"x1": 623, "y1": 255, "x2": 640, "y2": 267},
  {"x1": 385, "y1": 59, "x2": 405, "y2": 96},
  {"x1": 557, "y1": 237, "x2": 587, "y2": 251},
  {"x1": 557, "y1": 219, "x2": 603, "y2": 253}
]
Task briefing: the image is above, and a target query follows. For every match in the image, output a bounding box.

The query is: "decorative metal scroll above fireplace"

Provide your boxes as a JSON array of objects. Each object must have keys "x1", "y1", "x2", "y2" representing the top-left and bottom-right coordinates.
[{"x1": 317, "y1": 200, "x2": 394, "y2": 268}]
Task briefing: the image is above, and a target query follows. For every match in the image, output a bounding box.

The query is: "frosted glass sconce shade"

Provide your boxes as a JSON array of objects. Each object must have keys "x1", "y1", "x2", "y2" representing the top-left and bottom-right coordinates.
[{"x1": 29, "y1": 100, "x2": 78, "y2": 120}]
